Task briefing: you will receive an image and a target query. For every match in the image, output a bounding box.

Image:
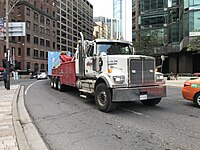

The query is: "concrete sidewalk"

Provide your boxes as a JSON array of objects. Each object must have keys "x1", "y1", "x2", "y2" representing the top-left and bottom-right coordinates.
[
  {"x1": 165, "y1": 76, "x2": 196, "y2": 87},
  {"x1": 0, "y1": 85, "x2": 48, "y2": 150},
  {"x1": 165, "y1": 79, "x2": 185, "y2": 87},
  {"x1": 0, "y1": 85, "x2": 19, "y2": 150}
]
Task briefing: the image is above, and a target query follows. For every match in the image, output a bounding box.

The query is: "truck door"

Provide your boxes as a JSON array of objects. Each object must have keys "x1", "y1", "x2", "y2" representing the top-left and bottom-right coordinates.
[{"x1": 85, "y1": 45, "x2": 96, "y2": 77}]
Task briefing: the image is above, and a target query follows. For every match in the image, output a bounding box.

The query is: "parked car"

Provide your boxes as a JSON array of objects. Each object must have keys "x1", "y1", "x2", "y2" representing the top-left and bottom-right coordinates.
[
  {"x1": 37, "y1": 72, "x2": 47, "y2": 80},
  {"x1": 182, "y1": 78, "x2": 200, "y2": 107}
]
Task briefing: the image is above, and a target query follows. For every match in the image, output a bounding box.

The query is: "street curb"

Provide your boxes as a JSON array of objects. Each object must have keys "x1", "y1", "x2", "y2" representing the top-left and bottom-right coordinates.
[
  {"x1": 13, "y1": 85, "x2": 48, "y2": 150},
  {"x1": 12, "y1": 85, "x2": 30, "y2": 150}
]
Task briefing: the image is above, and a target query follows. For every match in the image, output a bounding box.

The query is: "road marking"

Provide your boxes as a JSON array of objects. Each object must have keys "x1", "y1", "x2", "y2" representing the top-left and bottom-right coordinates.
[
  {"x1": 121, "y1": 108, "x2": 149, "y2": 117},
  {"x1": 25, "y1": 80, "x2": 43, "y2": 95}
]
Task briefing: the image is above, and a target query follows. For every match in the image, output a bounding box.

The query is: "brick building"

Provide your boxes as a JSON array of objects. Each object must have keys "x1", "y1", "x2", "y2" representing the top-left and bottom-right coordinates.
[{"x1": 0, "y1": 0, "x2": 57, "y2": 73}]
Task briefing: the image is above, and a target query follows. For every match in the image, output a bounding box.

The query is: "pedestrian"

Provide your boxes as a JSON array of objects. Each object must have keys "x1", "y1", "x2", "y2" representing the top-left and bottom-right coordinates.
[{"x1": 3, "y1": 69, "x2": 7, "y2": 89}]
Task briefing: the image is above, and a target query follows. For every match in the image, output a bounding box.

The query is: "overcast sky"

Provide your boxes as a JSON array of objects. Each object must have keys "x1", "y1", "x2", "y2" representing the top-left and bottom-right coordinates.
[
  {"x1": 88, "y1": 0, "x2": 113, "y2": 18},
  {"x1": 88, "y1": 0, "x2": 132, "y2": 41}
]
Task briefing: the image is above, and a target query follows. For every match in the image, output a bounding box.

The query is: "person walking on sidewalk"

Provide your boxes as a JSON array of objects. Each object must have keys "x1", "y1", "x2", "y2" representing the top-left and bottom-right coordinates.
[{"x1": 3, "y1": 69, "x2": 7, "y2": 89}]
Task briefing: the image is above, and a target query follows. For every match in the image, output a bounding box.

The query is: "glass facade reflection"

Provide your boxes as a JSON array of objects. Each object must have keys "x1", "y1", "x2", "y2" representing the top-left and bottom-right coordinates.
[
  {"x1": 133, "y1": 0, "x2": 200, "y2": 73},
  {"x1": 113, "y1": 0, "x2": 123, "y2": 39}
]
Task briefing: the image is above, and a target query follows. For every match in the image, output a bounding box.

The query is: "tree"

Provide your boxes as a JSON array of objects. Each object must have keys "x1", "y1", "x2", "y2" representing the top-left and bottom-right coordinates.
[
  {"x1": 187, "y1": 36, "x2": 200, "y2": 53},
  {"x1": 133, "y1": 30, "x2": 164, "y2": 56}
]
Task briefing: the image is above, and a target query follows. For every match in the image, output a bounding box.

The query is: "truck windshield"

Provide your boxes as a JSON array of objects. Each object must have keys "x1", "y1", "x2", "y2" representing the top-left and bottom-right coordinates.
[{"x1": 97, "y1": 42, "x2": 132, "y2": 55}]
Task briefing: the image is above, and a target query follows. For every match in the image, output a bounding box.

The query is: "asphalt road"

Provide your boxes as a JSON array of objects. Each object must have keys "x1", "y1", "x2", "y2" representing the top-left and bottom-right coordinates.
[{"x1": 20, "y1": 79, "x2": 200, "y2": 150}]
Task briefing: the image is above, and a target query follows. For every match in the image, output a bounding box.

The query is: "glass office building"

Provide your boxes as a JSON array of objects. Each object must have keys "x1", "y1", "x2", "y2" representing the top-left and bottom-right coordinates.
[
  {"x1": 133, "y1": 0, "x2": 200, "y2": 73},
  {"x1": 113, "y1": 0, "x2": 123, "y2": 39}
]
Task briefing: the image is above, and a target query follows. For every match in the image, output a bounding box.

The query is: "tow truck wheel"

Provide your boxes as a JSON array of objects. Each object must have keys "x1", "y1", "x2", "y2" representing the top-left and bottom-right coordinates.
[
  {"x1": 50, "y1": 78, "x2": 54, "y2": 88},
  {"x1": 140, "y1": 98, "x2": 161, "y2": 106},
  {"x1": 53, "y1": 78, "x2": 58, "y2": 90},
  {"x1": 95, "y1": 83, "x2": 117, "y2": 112},
  {"x1": 57, "y1": 78, "x2": 64, "y2": 92}
]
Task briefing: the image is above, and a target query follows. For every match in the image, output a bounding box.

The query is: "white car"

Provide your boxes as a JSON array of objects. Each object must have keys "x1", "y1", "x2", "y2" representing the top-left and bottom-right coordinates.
[{"x1": 37, "y1": 72, "x2": 47, "y2": 80}]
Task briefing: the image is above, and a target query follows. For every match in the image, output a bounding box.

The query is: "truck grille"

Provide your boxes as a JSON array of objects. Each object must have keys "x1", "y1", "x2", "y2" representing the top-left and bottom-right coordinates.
[{"x1": 129, "y1": 58, "x2": 155, "y2": 85}]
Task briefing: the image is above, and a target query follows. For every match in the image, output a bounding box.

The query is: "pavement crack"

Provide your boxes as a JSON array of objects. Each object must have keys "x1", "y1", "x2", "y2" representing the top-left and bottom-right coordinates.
[{"x1": 170, "y1": 122, "x2": 200, "y2": 140}]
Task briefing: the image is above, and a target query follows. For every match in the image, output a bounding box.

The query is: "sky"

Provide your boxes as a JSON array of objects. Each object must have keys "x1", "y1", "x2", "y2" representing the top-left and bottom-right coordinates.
[
  {"x1": 88, "y1": 0, "x2": 132, "y2": 41},
  {"x1": 88, "y1": 0, "x2": 113, "y2": 18}
]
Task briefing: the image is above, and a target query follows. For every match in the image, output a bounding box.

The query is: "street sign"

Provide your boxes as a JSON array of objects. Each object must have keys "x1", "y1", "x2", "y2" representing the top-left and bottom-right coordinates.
[{"x1": 0, "y1": 22, "x2": 26, "y2": 37}]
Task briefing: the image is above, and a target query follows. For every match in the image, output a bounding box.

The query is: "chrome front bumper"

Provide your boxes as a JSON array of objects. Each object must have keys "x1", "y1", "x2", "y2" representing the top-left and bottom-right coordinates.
[{"x1": 112, "y1": 85, "x2": 166, "y2": 102}]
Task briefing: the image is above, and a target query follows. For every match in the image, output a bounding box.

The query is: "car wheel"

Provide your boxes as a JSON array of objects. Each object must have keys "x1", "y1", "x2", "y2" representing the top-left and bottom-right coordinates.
[
  {"x1": 95, "y1": 83, "x2": 117, "y2": 112},
  {"x1": 57, "y1": 78, "x2": 64, "y2": 91},
  {"x1": 194, "y1": 93, "x2": 200, "y2": 108},
  {"x1": 140, "y1": 98, "x2": 162, "y2": 106}
]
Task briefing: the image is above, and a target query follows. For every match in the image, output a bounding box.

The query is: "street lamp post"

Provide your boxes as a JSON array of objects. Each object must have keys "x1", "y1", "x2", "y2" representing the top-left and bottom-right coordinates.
[
  {"x1": 5, "y1": 0, "x2": 20, "y2": 90},
  {"x1": 6, "y1": 0, "x2": 10, "y2": 90}
]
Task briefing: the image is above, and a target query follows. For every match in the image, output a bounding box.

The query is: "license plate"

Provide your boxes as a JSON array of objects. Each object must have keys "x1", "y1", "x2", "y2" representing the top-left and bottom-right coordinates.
[{"x1": 140, "y1": 95, "x2": 147, "y2": 100}]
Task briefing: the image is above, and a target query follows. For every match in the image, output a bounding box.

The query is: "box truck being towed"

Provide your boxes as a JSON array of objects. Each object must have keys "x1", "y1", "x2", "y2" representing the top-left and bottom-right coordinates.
[{"x1": 48, "y1": 33, "x2": 166, "y2": 112}]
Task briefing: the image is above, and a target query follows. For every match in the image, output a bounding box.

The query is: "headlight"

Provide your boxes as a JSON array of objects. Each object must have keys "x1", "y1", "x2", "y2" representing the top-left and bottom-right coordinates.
[
  {"x1": 156, "y1": 74, "x2": 164, "y2": 81},
  {"x1": 113, "y1": 75, "x2": 125, "y2": 84}
]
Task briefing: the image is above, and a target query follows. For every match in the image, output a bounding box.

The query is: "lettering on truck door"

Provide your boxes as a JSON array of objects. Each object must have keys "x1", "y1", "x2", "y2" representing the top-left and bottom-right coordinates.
[{"x1": 85, "y1": 45, "x2": 95, "y2": 77}]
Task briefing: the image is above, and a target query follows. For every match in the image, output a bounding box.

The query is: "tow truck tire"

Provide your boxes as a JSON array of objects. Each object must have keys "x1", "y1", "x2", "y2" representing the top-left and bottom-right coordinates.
[
  {"x1": 50, "y1": 77, "x2": 54, "y2": 88},
  {"x1": 57, "y1": 78, "x2": 64, "y2": 92},
  {"x1": 53, "y1": 78, "x2": 58, "y2": 90},
  {"x1": 95, "y1": 83, "x2": 117, "y2": 112},
  {"x1": 140, "y1": 98, "x2": 162, "y2": 106}
]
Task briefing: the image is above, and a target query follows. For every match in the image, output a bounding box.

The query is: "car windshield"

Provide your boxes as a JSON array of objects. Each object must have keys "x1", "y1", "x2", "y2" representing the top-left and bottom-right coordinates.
[{"x1": 97, "y1": 42, "x2": 132, "y2": 55}]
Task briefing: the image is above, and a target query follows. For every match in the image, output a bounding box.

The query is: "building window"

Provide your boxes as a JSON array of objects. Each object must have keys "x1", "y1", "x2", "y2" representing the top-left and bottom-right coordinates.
[
  {"x1": 53, "y1": 42, "x2": 55, "y2": 49},
  {"x1": 18, "y1": 37, "x2": 21, "y2": 42},
  {"x1": 26, "y1": 21, "x2": 30, "y2": 30},
  {"x1": 46, "y1": 40, "x2": 50, "y2": 47},
  {"x1": 34, "y1": 12, "x2": 38, "y2": 21},
  {"x1": 17, "y1": 7, "x2": 21, "y2": 16},
  {"x1": 27, "y1": 34, "x2": 30, "y2": 43},
  {"x1": 46, "y1": 18, "x2": 50, "y2": 25},
  {"x1": 53, "y1": 31, "x2": 55, "y2": 37},
  {"x1": 46, "y1": 29, "x2": 50, "y2": 36},
  {"x1": 53, "y1": 21, "x2": 55, "y2": 27},
  {"x1": 34, "y1": 1, "x2": 37, "y2": 6},
  {"x1": 27, "y1": 62, "x2": 31, "y2": 70},
  {"x1": 18, "y1": 48, "x2": 21, "y2": 56},
  {"x1": 34, "y1": 36, "x2": 39, "y2": 44},
  {"x1": 40, "y1": 38, "x2": 45, "y2": 46},
  {"x1": 53, "y1": 11, "x2": 55, "y2": 17},
  {"x1": 33, "y1": 24, "x2": 39, "y2": 32},
  {"x1": 41, "y1": 64, "x2": 45, "y2": 70},
  {"x1": 46, "y1": 52, "x2": 48, "y2": 59},
  {"x1": 40, "y1": 51, "x2": 45, "y2": 59},
  {"x1": 40, "y1": 26, "x2": 45, "y2": 34},
  {"x1": 11, "y1": 37, "x2": 15, "y2": 42},
  {"x1": 40, "y1": 15, "x2": 44, "y2": 24},
  {"x1": 27, "y1": 48, "x2": 30, "y2": 56},
  {"x1": 53, "y1": 1, "x2": 56, "y2": 7},
  {"x1": 26, "y1": 8, "x2": 30, "y2": 16},
  {"x1": 33, "y1": 49, "x2": 39, "y2": 57}
]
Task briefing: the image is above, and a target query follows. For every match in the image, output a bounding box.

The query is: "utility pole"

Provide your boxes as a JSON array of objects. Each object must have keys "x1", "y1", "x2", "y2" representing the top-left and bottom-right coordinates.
[{"x1": 6, "y1": 0, "x2": 10, "y2": 90}]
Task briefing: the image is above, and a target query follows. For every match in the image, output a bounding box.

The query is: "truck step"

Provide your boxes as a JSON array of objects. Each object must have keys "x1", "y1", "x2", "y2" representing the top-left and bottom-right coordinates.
[
  {"x1": 80, "y1": 94, "x2": 87, "y2": 99},
  {"x1": 79, "y1": 89, "x2": 93, "y2": 94}
]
